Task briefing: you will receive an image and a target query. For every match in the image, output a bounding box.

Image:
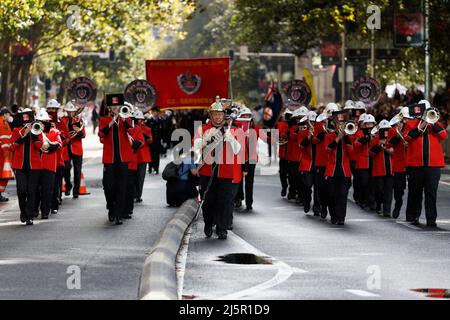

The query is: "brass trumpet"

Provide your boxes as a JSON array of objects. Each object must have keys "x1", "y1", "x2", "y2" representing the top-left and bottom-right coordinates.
[{"x1": 418, "y1": 107, "x2": 440, "y2": 132}]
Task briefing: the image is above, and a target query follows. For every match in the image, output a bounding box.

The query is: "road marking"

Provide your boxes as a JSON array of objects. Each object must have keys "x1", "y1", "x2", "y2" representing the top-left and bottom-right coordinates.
[
  {"x1": 216, "y1": 232, "x2": 294, "y2": 300},
  {"x1": 346, "y1": 289, "x2": 380, "y2": 297},
  {"x1": 439, "y1": 181, "x2": 450, "y2": 186},
  {"x1": 292, "y1": 267, "x2": 309, "y2": 274},
  {"x1": 395, "y1": 221, "x2": 422, "y2": 230}
]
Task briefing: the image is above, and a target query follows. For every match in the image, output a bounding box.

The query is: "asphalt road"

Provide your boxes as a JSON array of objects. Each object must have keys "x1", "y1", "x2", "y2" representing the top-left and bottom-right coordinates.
[
  {"x1": 182, "y1": 168, "x2": 450, "y2": 300},
  {"x1": 0, "y1": 132, "x2": 175, "y2": 300}
]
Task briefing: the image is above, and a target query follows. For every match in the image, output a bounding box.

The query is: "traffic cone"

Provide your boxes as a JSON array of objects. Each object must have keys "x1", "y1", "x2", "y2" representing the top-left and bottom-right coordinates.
[
  {"x1": 78, "y1": 172, "x2": 90, "y2": 195},
  {"x1": 1, "y1": 157, "x2": 14, "y2": 180},
  {"x1": 62, "y1": 181, "x2": 66, "y2": 193}
]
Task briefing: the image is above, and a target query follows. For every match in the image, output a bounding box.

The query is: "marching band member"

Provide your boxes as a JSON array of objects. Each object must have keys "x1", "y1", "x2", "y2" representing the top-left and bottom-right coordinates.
[
  {"x1": 348, "y1": 102, "x2": 366, "y2": 204},
  {"x1": 369, "y1": 120, "x2": 394, "y2": 217},
  {"x1": 351, "y1": 113, "x2": 366, "y2": 205},
  {"x1": 313, "y1": 103, "x2": 339, "y2": 218},
  {"x1": 403, "y1": 100, "x2": 448, "y2": 227},
  {"x1": 276, "y1": 109, "x2": 291, "y2": 197},
  {"x1": 386, "y1": 107, "x2": 410, "y2": 219},
  {"x1": 298, "y1": 111, "x2": 317, "y2": 214},
  {"x1": 11, "y1": 108, "x2": 43, "y2": 225},
  {"x1": 193, "y1": 100, "x2": 241, "y2": 240},
  {"x1": 134, "y1": 110, "x2": 153, "y2": 203},
  {"x1": 98, "y1": 94, "x2": 135, "y2": 225},
  {"x1": 46, "y1": 99, "x2": 68, "y2": 214},
  {"x1": 61, "y1": 102, "x2": 86, "y2": 199},
  {"x1": 324, "y1": 110, "x2": 353, "y2": 225},
  {"x1": 0, "y1": 108, "x2": 12, "y2": 202},
  {"x1": 353, "y1": 114, "x2": 377, "y2": 210},
  {"x1": 34, "y1": 109, "x2": 62, "y2": 219}
]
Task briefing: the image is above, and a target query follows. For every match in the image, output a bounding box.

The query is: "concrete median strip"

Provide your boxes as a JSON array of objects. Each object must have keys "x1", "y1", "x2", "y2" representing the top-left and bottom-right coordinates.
[{"x1": 138, "y1": 199, "x2": 199, "y2": 300}]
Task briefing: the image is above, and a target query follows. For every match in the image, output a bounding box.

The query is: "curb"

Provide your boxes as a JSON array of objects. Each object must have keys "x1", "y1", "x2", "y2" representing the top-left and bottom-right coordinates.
[{"x1": 138, "y1": 199, "x2": 199, "y2": 300}]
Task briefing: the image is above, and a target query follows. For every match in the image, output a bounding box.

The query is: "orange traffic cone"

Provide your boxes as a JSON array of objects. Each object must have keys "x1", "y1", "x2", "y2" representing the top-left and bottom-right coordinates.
[
  {"x1": 1, "y1": 157, "x2": 14, "y2": 180},
  {"x1": 62, "y1": 181, "x2": 66, "y2": 193},
  {"x1": 78, "y1": 172, "x2": 90, "y2": 195}
]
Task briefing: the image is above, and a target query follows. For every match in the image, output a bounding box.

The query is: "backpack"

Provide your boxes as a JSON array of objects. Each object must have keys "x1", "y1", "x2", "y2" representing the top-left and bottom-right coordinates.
[{"x1": 162, "y1": 161, "x2": 181, "y2": 182}]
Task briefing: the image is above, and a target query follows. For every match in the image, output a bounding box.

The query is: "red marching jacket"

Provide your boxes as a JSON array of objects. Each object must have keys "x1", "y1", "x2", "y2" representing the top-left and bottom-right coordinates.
[
  {"x1": 324, "y1": 132, "x2": 353, "y2": 178},
  {"x1": 11, "y1": 127, "x2": 43, "y2": 170},
  {"x1": 138, "y1": 121, "x2": 152, "y2": 164},
  {"x1": 61, "y1": 116, "x2": 86, "y2": 156},
  {"x1": 298, "y1": 128, "x2": 314, "y2": 172},
  {"x1": 276, "y1": 121, "x2": 289, "y2": 160},
  {"x1": 234, "y1": 121, "x2": 266, "y2": 164},
  {"x1": 403, "y1": 119, "x2": 448, "y2": 168},
  {"x1": 286, "y1": 124, "x2": 301, "y2": 162},
  {"x1": 127, "y1": 126, "x2": 145, "y2": 171},
  {"x1": 354, "y1": 129, "x2": 371, "y2": 169},
  {"x1": 369, "y1": 135, "x2": 393, "y2": 177},
  {"x1": 98, "y1": 116, "x2": 135, "y2": 164},
  {"x1": 312, "y1": 121, "x2": 328, "y2": 167},
  {"x1": 386, "y1": 127, "x2": 406, "y2": 173},
  {"x1": 41, "y1": 128, "x2": 62, "y2": 173},
  {"x1": 349, "y1": 129, "x2": 361, "y2": 162},
  {"x1": 194, "y1": 122, "x2": 240, "y2": 180}
]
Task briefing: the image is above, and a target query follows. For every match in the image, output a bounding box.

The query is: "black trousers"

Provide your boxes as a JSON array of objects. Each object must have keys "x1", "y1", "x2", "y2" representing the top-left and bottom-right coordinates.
[
  {"x1": 300, "y1": 171, "x2": 314, "y2": 208},
  {"x1": 355, "y1": 168, "x2": 373, "y2": 207},
  {"x1": 374, "y1": 175, "x2": 394, "y2": 214},
  {"x1": 279, "y1": 159, "x2": 289, "y2": 191},
  {"x1": 15, "y1": 169, "x2": 41, "y2": 220},
  {"x1": 315, "y1": 166, "x2": 327, "y2": 213},
  {"x1": 237, "y1": 164, "x2": 256, "y2": 207},
  {"x1": 393, "y1": 172, "x2": 406, "y2": 211},
  {"x1": 103, "y1": 162, "x2": 129, "y2": 218},
  {"x1": 136, "y1": 163, "x2": 147, "y2": 199},
  {"x1": 350, "y1": 161, "x2": 360, "y2": 202},
  {"x1": 327, "y1": 176, "x2": 350, "y2": 220},
  {"x1": 406, "y1": 167, "x2": 441, "y2": 223},
  {"x1": 149, "y1": 144, "x2": 161, "y2": 173},
  {"x1": 64, "y1": 154, "x2": 83, "y2": 196},
  {"x1": 39, "y1": 170, "x2": 55, "y2": 217},
  {"x1": 287, "y1": 161, "x2": 300, "y2": 198},
  {"x1": 52, "y1": 166, "x2": 64, "y2": 211},
  {"x1": 125, "y1": 169, "x2": 137, "y2": 215},
  {"x1": 200, "y1": 175, "x2": 233, "y2": 233}
]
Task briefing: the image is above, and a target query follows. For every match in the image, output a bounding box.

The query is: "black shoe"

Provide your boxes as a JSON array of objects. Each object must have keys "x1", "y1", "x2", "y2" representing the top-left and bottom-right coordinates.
[
  {"x1": 235, "y1": 200, "x2": 242, "y2": 208},
  {"x1": 228, "y1": 225, "x2": 233, "y2": 231},
  {"x1": 287, "y1": 193, "x2": 295, "y2": 200},
  {"x1": 26, "y1": 219, "x2": 33, "y2": 226},
  {"x1": 245, "y1": 206, "x2": 253, "y2": 211},
  {"x1": 312, "y1": 205, "x2": 321, "y2": 216},
  {"x1": 122, "y1": 214, "x2": 132, "y2": 219},
  {"x1": 383, "y1": 212, "x2": 391, "y2": 218},
  {"x1": 337, "y1": 220, "x2": 345, "y2": 226},
  {"x1": 41, "y1": 215, "x2": 49, "y2": 220},
  {"x1": 65, "y1": 187, "x2": 72, "y2": 196},
  {"x1": 73, "y1": 194, "x2": 79, "y2": 199},
  {"x1": 217, "y1": 230, "x2": 228, "y2": 240},
  {"x1": 108, "y1": 211, "x2": 114, "y2": 222},
  {"x1": 20, "y1": 214, "x2": 26, "y2": 223},
  {"x1": 331, "y1": 218, "x2": 337, "y2": 225},
  {"x1": 320, "y1": 209, "x2": 328, "y2": 219},
  {"x1": 135, "y1": 198, "x2": 143, "y2": 203},
  {"x1": 204, "y1": 224, "x2": 213, "y2": 238},
  {"x1": 392, "y1": 208, "x2": 400, "y2": 219},
  {"x1": 115, "y1": 217, "x2": 123, "y2": 225},
  {"x1": 426, "y1": 221, "x2": 437, "y2": 228},
  {"x1": 51, "y1": 210, "x2": 58, "y2": 214},
  {"x1": 33, "y1": 211, "x2": 39, "y2": 218},
  {"x1": 304, "y1": 203, "x2": 311, "y2": 213},
  {"x1": 375, "y1": 206, "x2": 382, "y2": 214},
  {"x1": 0, "y1": 195, "x2": 9, "y2": 202},
  {"x1": 281, "y1": 189, "x2": 287, "y2": 197},
  {"x1": 154, "y1": 170, "x2": 159, "y2": 175},
  {"x1": 411, "y1": 219, "x2": 420, "y2": 226}
]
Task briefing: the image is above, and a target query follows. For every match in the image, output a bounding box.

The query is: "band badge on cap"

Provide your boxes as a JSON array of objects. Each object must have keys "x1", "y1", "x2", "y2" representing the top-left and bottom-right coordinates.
[
  {"x1": 350, "y1": 76, "x2": 380, "y2": 108},
  {"x1": 67, "y1": 77, "x2": 97, "y2": 106},
  {"x1": 283, "y1": 80, "x2": 312, "y2": 110},
  {"x1": 124, "y1": 80, "x2": 157, "y2": 113},
  {"x1": 408, "y1": 102, "x2": 426, "y2": 118},
  {"x1": 106, "y1": 93, "x2": 125, "y2": 107}
]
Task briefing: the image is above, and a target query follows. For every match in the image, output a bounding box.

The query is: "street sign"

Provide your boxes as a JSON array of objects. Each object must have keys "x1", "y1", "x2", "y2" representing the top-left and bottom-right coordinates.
[
  {"x1": 394, "y1": 13, "x2": 424, "y2": 47},
  {"x1": 376, "y1": 49, "x2": 401, "y2": 60},
  {"x1": 346, "y1": 49, "x2": 369, "y2": 65}
]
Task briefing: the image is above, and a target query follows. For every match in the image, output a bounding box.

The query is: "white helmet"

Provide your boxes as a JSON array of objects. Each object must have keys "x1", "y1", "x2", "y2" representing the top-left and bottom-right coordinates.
[
  {"x1": 344, "y1": 100, "x2": 355, "y2": 109},
  {"x1": 64, "y1": 101, "x2": 78, "y2": 112},
  {"x1": 292, "y1": 106, "x2": 309, "y2": 118},
  {"x1": 132, "y1": 110, "x2": 145, "y2": 119},
  {"x1": 239, "y1": 107, "x2": 252, "y2": 117},
  {"x1": 378, "y1": 119, "x2": 391, "y2": 129},
  {"x1": 46, "y1": 99, "x2": 61, "y2": 109},
  {"x1": 418, "y1": 99, "x2": 431, "y2": 110},
  {"x1": 354, "y1": 101, "x2": 366, "y2": 110},
  {"x1": 324, "y1": 102, "x2": 339, "y2": 116},
  {"x1": 283, "y1": 109, "x2": 293, "y2": 116},
  {"x1": 363, "y1": 114, "x2": 376, "y2": 124},
  {"x1": 358, "y1": 113, "x2": 367, "y2": 122},
  {"x1": 308, "y1": 111, "x2": 317, "y2": 122},
  {"x1": 35, "y1": 109, "x2": 52, "y2": 121},
  {"x1": 401, "y1": 106, "x2": 411, "y2": 118}
]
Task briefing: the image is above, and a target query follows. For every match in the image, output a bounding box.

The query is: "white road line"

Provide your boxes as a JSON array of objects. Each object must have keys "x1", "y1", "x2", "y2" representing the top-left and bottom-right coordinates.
[
  {"x1": 346, "y1": 289, "x2": 380, "y2": 297},
  {"x1": 395, "y1": 221, "x2": 422, "y2": 230},
  {"x1": 216, "y1": 232, "x2": 294, "y2": 300},
  {"x1": 439, "y1": 181, "x2": 450, "y2": 186}
]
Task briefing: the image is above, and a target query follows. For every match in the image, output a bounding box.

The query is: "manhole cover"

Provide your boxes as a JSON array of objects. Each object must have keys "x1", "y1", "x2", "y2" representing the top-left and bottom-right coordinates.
[
  {"x1": 216, "y1": 253, "x2": 272, "y2": 265},
  {"x1": 412, "y1": 288, "x2": 450, "y2": 299}
]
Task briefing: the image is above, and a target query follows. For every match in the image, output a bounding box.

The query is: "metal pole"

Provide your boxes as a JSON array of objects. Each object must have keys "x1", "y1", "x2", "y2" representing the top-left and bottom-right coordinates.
[
  {"x1": 371, "y1": 29, "x2": 375, "y2": 78},
  {"x1": 341, "y1": 32, "x2": 346, "y2": 103},
  {"x1": 424, "y1": 0, "x2": 430, "y2": 100}
]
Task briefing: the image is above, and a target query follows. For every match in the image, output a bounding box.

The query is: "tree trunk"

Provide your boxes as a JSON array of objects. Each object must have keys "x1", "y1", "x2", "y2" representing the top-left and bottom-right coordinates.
[
  {"x1": 0, "y1": 39, "x2": 11, "y2": 107},
  {"x1": 57, "y1": 70, "x2": 68, "y2": 103},
  {"x1": 17, "y1": 63, "x2": 32, "y2": 108}
]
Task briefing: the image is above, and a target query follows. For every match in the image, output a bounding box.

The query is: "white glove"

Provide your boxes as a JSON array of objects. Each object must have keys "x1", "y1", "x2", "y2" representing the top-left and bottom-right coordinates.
[{"x1": 224, "y1": 130, "x2": 241, "y2": 155}]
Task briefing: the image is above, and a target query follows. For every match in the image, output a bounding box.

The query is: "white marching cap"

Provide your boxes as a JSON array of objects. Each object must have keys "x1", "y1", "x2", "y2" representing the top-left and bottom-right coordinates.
[
  {"x1": 363, "y1": 114, "x2": 376, "y2": 124},
  {"x1": 378, "y1": 119, "x2": 391, "y2": 129}
]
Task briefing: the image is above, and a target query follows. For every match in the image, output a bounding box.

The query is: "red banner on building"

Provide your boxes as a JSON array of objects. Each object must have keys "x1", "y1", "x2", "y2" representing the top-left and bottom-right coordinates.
[{"x1": 145, "y1": 57, "x2": 230, "y2": 109}]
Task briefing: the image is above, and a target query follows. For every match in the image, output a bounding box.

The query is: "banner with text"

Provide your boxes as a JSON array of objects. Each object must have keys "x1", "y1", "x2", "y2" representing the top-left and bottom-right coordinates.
[{"x1": 145, "y1": 57, "x2": 230, "y2": 109}]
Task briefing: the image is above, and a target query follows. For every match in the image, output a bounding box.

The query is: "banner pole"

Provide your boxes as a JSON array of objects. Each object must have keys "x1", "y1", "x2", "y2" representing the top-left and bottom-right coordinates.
[{"x1": 229, "y1": 57, "x2": 233, "y2": 99}]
